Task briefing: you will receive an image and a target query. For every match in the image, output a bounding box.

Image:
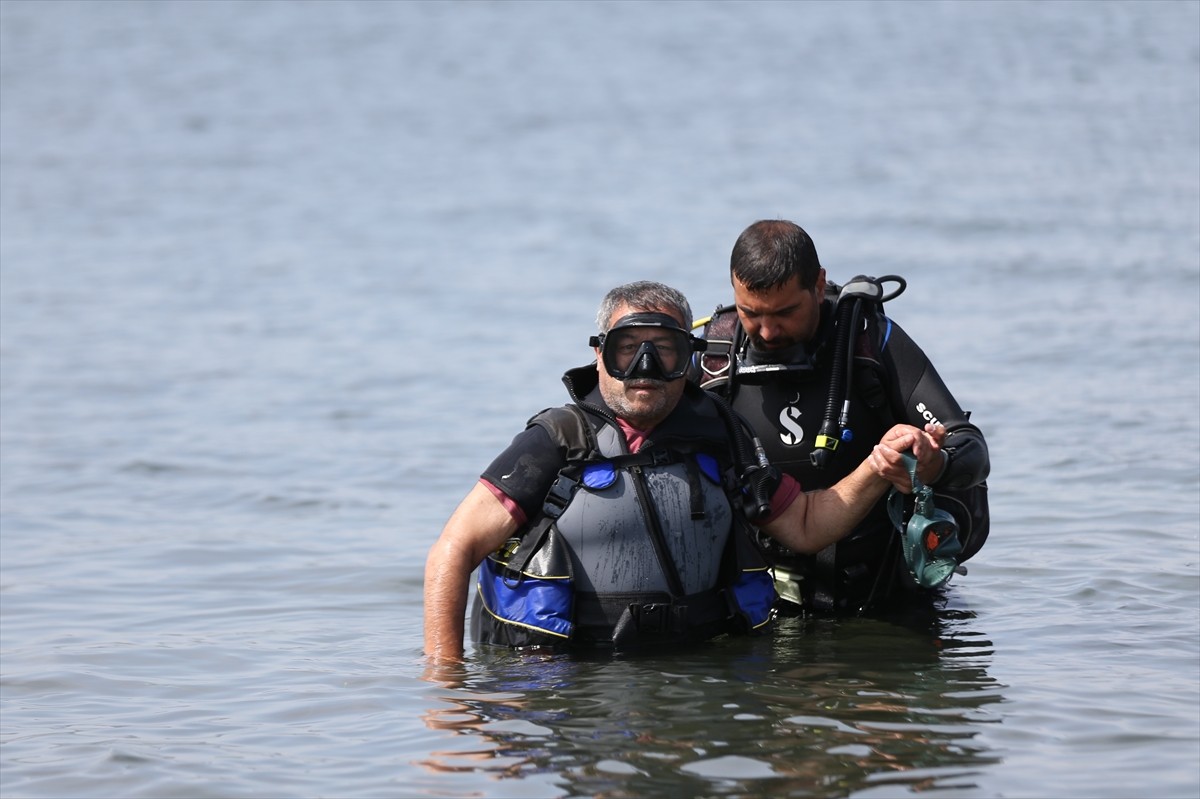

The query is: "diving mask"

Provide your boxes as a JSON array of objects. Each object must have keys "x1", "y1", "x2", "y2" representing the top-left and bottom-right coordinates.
[
  {"x1": 589, "y1": 312, "x2": 706, "y2": 382},
  {"x1": 887, "y1": 451, "x2": 963, "y2": 590}
]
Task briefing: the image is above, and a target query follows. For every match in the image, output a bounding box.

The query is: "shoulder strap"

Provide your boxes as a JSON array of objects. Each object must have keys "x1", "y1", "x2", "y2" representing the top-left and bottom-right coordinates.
[
  {"x1": 528, "y1": 404, "x2": 598, "y2": 461},
  {"x1": 499, "y1": 405, "x2": 597, "y2": 572}
]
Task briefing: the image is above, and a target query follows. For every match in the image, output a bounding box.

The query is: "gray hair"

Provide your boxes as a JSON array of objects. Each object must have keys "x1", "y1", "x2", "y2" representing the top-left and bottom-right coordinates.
[{"x1": 595, "y1": 281, "x2": 693, "y2": 332}]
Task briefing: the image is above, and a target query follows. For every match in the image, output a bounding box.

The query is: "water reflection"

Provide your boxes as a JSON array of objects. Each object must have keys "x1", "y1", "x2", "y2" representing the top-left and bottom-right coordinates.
[{"x1": 421, "y1": 605, "x2": 1004, "y2": 797}]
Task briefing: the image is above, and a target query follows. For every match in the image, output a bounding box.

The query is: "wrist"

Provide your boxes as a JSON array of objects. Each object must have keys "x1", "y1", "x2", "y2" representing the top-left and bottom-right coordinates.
[{"x1": 928, "y1": 449, "x2": 949, "y2": 485}]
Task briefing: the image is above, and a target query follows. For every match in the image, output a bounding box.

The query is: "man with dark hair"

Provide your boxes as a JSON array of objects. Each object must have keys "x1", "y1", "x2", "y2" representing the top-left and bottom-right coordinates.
[
  {"x1": 696, "y1": 221, "x2": 990, "y2": 613},
  {"x1": 424, "y1": 280, "x2": 938, "y2": 661}
]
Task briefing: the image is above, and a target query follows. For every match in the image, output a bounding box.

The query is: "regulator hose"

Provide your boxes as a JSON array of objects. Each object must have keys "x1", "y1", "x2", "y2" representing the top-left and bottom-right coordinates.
[
  {"x1": 710, "y1": 391, "x2": 775, "y2": 523},
  {"x1": 810, "y1": 296, "x2": 856, "y2": 469},
  {"x1": 810, "y1": 274, "x2": 907, "y2": 470}
]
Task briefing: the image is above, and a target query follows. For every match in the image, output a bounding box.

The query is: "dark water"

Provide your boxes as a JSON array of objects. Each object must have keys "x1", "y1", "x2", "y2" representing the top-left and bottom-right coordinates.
[{"x1": 2, "y1": 2, "x2": 1197, "y2": 797}]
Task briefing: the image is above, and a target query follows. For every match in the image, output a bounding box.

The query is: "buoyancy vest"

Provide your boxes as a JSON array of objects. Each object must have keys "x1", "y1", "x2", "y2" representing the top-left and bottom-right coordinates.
[
  {"x1": 471, "y1": 368, "x2": 776, "y2": 650},
  {"x1": 696, "y1": 282, "x2": 990, "y2": 611},
  {"x1": 703, "y1": 306, "x2": 894, "y2": 491}
]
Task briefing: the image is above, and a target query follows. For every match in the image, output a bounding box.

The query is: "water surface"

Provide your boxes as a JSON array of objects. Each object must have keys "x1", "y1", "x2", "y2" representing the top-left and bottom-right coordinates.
[{"x1": 2, "y1": 2, "x2": 1198, "y2": 797}]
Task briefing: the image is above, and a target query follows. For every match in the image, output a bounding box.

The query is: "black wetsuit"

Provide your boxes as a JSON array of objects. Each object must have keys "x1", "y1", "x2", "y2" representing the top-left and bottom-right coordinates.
[{"x1": 699, "y1": 296, "x2": 990, "y2": 613}]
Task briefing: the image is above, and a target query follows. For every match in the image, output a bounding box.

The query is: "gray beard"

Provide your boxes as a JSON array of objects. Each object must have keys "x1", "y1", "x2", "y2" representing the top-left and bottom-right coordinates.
[{"x1": 600, "y1": 379, "x2": 672, "y2": 427}]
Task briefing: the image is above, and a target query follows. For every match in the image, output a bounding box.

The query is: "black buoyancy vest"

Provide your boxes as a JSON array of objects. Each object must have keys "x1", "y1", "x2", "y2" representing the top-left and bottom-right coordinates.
[
  {"x1": 696, "y1": 288, "x2": 990, "y2": 610},
  {"x1": 698, "y1": 300, "x2": 893, "y2": 497}
]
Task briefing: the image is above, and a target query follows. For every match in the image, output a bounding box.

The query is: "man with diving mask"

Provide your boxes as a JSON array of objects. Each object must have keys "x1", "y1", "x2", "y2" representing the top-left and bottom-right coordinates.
[
  {"x1": 589, "y1": 312, "x2": 704, "y2": 429},
  {"x1": 424, "y1": 281, "x2": 938, "y2": 660}
]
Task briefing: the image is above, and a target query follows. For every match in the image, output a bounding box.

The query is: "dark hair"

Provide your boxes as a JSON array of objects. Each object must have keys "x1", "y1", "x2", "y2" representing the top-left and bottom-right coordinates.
[
  {"x1": 729, "y1": 220, "x2": 822, "y2": 291},
  {"x1": 596, "y1": 281, "x2": 692, "y2": 332}
]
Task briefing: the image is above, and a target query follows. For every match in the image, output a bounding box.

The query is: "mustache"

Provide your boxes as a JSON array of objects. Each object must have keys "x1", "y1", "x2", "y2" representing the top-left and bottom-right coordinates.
[
  {"x1": 751, "y1": 335, "x2": 797, "y2": 349},
  {"x1": 624, "y1": 378, "x2": 667, "y2": 389}
]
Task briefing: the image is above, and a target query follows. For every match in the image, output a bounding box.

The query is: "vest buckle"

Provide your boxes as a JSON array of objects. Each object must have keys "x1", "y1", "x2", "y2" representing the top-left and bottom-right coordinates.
[
  {"x1": 632, "y1": 602, "x2": 686, "y2": 634},
  {"x1": 541, "y1": 473, "x2": 579, "y2": 518}
]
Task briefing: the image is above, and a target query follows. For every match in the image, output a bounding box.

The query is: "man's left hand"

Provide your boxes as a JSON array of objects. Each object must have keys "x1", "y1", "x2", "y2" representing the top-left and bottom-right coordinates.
[{"x1": 869, "y1": 423, "x2": 946, "y2": 493}]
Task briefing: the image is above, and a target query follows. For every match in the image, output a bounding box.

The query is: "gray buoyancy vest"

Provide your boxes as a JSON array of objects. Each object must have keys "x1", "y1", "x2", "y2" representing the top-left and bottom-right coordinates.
[
  {"x1": 554, "y1": 421, "x2": 734, "y2": 597},
  {"x1": 472, "y1": 369, "x2": 775, "y2": 650}
]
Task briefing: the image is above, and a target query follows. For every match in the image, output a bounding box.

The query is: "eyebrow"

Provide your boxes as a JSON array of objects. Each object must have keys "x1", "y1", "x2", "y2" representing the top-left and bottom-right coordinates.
[{"x1": 736, "y1": 301, "x2": 803, "y2": 317}]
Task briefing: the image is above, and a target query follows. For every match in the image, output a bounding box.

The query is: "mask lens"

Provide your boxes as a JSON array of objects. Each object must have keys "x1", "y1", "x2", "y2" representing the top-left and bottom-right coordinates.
[
  {"x1": 603, "y1": 328, "x2": 690, "y2": 379},
  {"x1": 607, "y1": 329, "x2": 646, "y2": 373},
  {"x1": 653, "y1": 331, "x2": 684, "y2": 372}
]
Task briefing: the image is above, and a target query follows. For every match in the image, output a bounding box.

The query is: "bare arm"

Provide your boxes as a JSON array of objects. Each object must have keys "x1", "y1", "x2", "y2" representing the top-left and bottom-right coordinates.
[
  {"x1": 759, "y1": 457, "x2": 890, "y2": 553},
  {"x1": 760, "y1": 425, "x2": 939, "y2": 554},
  {"x1": 423, "y1": 482, "x2": 519, "y2": 663}
]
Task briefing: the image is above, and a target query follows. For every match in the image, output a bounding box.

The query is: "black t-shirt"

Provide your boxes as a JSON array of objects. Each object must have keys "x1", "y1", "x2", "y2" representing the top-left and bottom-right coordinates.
[{"x1": 480, "y1": 424, "x2": 567, "y2": 522}]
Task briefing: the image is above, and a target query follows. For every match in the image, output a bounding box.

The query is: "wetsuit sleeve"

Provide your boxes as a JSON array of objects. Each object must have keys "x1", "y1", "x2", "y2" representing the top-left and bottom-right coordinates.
[
  {"x1": 878, "y1": 318, "x2": 990, "y2": 490},
  {"x1": 479, "y1": 423, "x2": 567, "y2": 523}
]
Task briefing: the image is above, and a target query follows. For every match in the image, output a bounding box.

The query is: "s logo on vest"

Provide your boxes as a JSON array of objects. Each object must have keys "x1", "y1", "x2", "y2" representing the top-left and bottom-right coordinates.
[{"x1": 778, "y1": 405, "x2": 805, "y2": 446}]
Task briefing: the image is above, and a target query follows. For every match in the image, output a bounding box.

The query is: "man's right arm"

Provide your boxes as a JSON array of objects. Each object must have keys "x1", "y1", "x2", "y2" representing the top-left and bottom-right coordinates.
[
  {"x1": 423, "y1": 482, "x2": 519, "y2": 663},
  {"x1": 761, "y1": 424, "x2": 938, "y2": 553},
  {"x1": 424, "y1": 422, "x2": 568, "y2": 662}
]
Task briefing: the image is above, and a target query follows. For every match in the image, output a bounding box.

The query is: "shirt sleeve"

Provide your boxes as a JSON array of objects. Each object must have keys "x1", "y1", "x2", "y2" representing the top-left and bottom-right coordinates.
[
  {"x1": 479, "y1": 478, "x2": 528, "y2": 527},
  {"x1": 760, "y1": 473, "x2": 802, "y2": 525},
  {"x1": 479, "y1": 423, "x2": 567, "y2": 523}
]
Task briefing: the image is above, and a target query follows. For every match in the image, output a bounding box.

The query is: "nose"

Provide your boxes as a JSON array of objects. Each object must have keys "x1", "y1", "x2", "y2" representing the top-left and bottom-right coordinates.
[{"x1": 756, "y1": 318, "x2": 780, "y2": 343}]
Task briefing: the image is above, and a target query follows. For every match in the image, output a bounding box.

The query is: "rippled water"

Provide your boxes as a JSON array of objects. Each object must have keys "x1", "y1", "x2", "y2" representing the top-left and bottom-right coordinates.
[{"x1": 2, "y1": 2, "x2": 1198, "y2": 797}]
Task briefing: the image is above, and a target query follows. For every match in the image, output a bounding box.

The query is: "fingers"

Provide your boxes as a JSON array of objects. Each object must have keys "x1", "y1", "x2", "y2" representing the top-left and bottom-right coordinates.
[
  {"x1": 870, "y1": 442, "x2": 914, "y2": 493},
  {"x1": 886, "y1": 423, "x2": 944, "y2": 466},
  {"x1": 880, "y1": 427, "x2": 918, "y2": 454},
  {"x1": 876, "y1": 423, "x2": 946, "y2": 494},
  {"x1": 877, "y1": 423, "x2": 948, "y2": 487}
]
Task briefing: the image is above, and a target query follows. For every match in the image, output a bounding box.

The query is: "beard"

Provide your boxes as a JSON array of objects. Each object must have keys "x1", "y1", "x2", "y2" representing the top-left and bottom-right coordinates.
[
  {"x1": 599, "y1": 378, "x2": 674, "y2": 428},
  {"x1": 746, "y1": 337, "x2": 808, "y2": 366}
]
